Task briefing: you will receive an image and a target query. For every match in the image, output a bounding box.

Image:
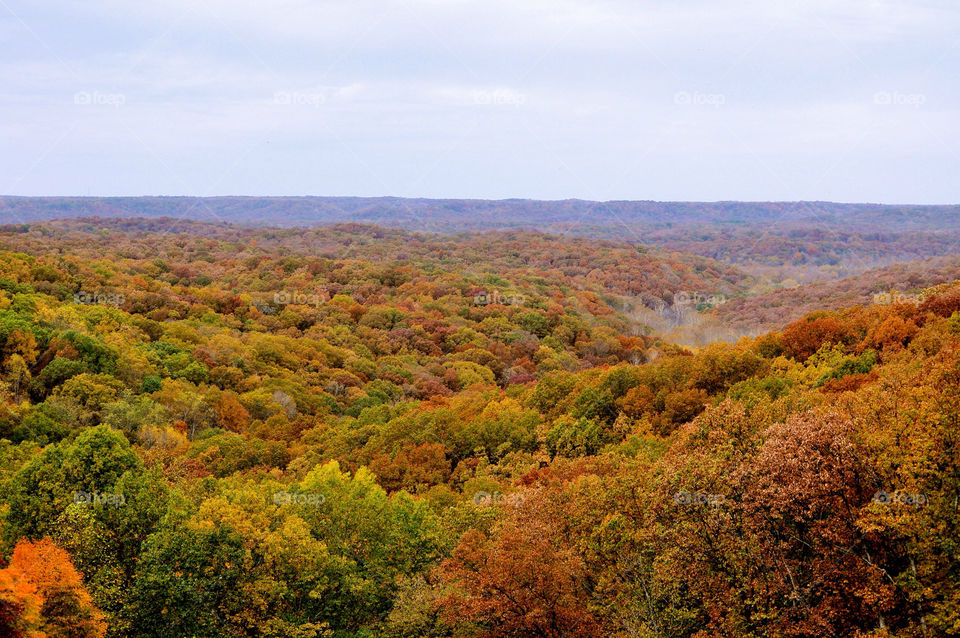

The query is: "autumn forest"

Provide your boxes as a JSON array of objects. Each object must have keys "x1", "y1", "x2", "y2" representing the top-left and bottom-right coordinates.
[{"x1": 0, "y1": 214, "x2": 956, "y2": 637}]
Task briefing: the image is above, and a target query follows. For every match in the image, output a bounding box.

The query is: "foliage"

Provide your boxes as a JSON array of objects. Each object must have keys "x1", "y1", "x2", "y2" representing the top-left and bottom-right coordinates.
[{"x1": 0, "y1": 223, "x2": 958, "y2": 636}]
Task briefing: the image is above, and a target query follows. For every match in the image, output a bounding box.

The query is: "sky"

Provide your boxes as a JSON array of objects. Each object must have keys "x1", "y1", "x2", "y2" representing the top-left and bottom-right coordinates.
[{"x1": 1, "y1": 0, "x2": 958, "y2": 203}]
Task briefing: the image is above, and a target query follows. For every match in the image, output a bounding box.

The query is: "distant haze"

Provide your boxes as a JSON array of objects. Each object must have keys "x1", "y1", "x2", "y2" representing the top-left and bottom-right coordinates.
[{"x1": 3, "y1": 196, "x2": 960, "y2": 231}]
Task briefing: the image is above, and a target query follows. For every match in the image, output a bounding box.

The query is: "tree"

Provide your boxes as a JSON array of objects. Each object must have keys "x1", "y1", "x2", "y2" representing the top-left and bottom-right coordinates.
[
  {"x1": 0, "y1": 537, "x2": 106, "y2": 638},
  {"x1": 780, "y1": 313, "x2": 853, "y2": 361},
  {"x1": 0, "y1": 566, "x2": 43, "y2": 638},
  {"x1": 738, "y1": 412, "x2": 892, "y2": 636},
  {"x1": 436, "y1": 486, "x2": 601, "y2": 638},
  {"x1": 294, "y1": 461, "x2": 445, "y2": 632},
  {"x1": 2, "y1": 329, "x2": 38, "y2": 367},
  {"x1": 4, "y1": 354, "x2": 29, "y2": 403},
  {"x1": 124, "y1": 524, "x2": 247, "y2": 638},
  {"x1": 4, "y1": 425, "x2": 141, "y2": 542},
  {"x1": 215, "y1": 391, "x2": 251, "y2": 432},
  {"x1": 53, "y1": 469, "x2": 170, "y2": 635}
]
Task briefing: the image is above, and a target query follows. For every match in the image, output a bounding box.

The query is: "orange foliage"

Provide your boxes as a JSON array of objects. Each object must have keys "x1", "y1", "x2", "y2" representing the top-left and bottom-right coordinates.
[
  {"x1": 821, "y1": 370, "x2": 878, "y2": 393},
  {"x1": 437, "y1": 492, "x2": 601, "y2": 638},
  {"x1": 0, "y1": 538, "x2": 106, "y2": 638},
  {"x1": 780, "y1": 314, "x2": 853, "y2": 361},
  {"x1": 216, "y1": 392, "x2": 251, "y2": 432},
  {"x1": 862, "y1": 314, "x2": 919, "y2": 351},
  {"x1": 368, "y1": 442, "x2": 449, "y2": 492}
]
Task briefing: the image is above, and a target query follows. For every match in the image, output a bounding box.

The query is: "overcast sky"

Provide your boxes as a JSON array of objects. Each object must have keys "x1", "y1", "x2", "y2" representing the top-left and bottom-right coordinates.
[{"x1": 1, "y1": 0, "x2": 958, "y2": 203}]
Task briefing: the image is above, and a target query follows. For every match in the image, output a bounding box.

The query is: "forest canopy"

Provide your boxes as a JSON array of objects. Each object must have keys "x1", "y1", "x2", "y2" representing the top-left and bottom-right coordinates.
[{"x1": 0, "y1": 221, "x2": 957, "y2": 637}]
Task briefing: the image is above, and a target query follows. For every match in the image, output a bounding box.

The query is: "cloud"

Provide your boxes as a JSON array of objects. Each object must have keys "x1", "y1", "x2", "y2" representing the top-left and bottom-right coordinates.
[{"x1": 0, "y1": 0, "x2": 957, "y2": 201}]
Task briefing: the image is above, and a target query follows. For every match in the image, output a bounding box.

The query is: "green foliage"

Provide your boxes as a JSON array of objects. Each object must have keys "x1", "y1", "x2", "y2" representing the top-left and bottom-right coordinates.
[
  {"x1": 4, "y1": 425, "x2": 141, "y2": 543},
  {"x1": 816, "y1": 348, "x2": 878, "y2": 386},
  {"x1": 124, "y1": 524, "x2": 247, "y2": 637},
  {"x1": 139, "y1": 374, "x2": 162, "y2": 393},
  {"x1": 60, "y1": 331, "x2": 119, "y2": 375},
  {"x1": 10, "y1": 400, "x2": 74, "y2": 444},
  {"x1": 546, "y1": 416, "x2": 611, "y2": 457},
  {"x1": 29, "y1": 356, "x2": 87, "y2": 399},
  {"x1": 187, "y1": 431, "x2": 290, "y2": 477}
]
